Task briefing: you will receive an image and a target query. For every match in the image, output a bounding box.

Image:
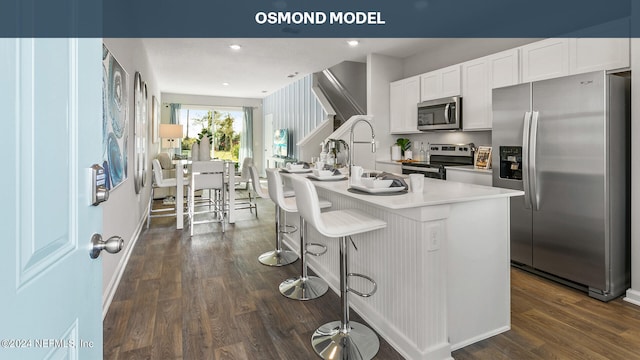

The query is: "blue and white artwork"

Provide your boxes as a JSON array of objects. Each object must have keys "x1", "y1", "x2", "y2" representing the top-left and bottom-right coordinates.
[{"x1": 102, "y1": 44, "x2": 128, "y2": 190}]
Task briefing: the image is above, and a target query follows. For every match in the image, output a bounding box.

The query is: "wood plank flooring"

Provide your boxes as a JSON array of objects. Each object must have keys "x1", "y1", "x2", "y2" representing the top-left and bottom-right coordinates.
[
  {"x1": 104, "y1": 194, "x2": 640, "y2": 359},
  {"x1": 104, "y1": 196, "x2": 403, "y2": 359}
]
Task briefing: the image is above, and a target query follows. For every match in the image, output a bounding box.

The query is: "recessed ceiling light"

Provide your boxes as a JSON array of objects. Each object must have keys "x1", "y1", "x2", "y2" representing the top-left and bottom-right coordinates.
[
  {"x1": 222, "y1": 82, "x2": 230, "y2": 86},
  {"x1": 229, "y1": 44, "x2": 242, "y2": 50},
  {"x1": 347, "y1": 40, "x2": 359, "y2": 47}
]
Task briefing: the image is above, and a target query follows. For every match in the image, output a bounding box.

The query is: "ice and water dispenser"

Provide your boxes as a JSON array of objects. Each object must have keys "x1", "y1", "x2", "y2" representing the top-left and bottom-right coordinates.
[{"x1": 498, "y1": 146, "x2": 522, "y2": 180}]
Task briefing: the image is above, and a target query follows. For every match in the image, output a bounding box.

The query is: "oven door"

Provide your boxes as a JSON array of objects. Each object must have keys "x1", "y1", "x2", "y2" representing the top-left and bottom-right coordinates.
[
  {"x1": 417, "y1": 96, "x2": 461, "y2": 131},
  {"x1": 402, "y1": 165, "x2": 444, "y2": 180}
]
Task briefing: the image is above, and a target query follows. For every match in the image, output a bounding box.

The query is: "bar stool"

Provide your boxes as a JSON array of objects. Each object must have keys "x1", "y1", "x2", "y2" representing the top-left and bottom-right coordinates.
[
  {"x1": 249, "y1": 165, "x2": 298, "y2": 266},
  {"x1": 188, "y1": 160, "x2": 226, "y2": 236},
  {"x1": 266, "y1": 169, "x2": 332, "y2": 300},
  {"x1": 289, "y1": 175, "x2": 387, "y2": 360}
]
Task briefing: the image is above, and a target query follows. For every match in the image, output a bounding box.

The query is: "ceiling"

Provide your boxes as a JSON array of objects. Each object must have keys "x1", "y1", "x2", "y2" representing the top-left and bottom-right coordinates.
[{"x1": 141, "y1": 38, "x2": 452, "y2": 99}]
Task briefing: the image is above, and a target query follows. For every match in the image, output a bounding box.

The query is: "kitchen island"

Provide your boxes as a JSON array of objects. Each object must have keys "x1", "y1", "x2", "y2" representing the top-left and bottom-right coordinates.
[{"x1": 280, "y1": 175, "x2": 523, "y2": 360}]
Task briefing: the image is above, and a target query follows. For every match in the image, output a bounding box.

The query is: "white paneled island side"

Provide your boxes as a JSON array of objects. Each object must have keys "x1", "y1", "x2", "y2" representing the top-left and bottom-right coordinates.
[{"x1": 280, "y1": 175, "x2": 523, "y2": 360}]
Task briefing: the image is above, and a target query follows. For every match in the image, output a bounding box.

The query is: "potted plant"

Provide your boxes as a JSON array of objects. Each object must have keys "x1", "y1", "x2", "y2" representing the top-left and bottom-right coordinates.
[{"x1": 396, "y1": 138, "x2": 411, "y2": 158}]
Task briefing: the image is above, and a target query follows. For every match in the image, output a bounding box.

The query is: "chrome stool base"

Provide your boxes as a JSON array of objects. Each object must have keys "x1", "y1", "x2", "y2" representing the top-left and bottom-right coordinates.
[
  {"x1": 311, "y1": 321, "x2": 380, "y2": 360},
  {"x1": 279, "y1": 275, "x2": 328, "y2": 300},
  {"x1": 258, "y1": 249, "x2": 298, "y2": 266}
]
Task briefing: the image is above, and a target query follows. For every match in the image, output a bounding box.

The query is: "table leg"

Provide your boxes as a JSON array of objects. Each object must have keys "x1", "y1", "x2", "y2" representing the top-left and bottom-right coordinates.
[
  {"x1": 228, "y1": 164, "x2": 235, "y2": 224},
  {"x1": 176, "y1": 163, "x2": 184, "y2": 229}
]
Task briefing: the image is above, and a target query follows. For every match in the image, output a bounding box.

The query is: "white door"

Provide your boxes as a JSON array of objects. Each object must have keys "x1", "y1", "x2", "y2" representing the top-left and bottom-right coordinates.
[{"x1": 0, "y1": 38, "x2": 110, "y2": 359}]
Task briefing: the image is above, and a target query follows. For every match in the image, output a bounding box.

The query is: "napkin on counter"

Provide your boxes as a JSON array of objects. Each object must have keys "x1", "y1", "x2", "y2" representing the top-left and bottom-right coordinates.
[
  {"x1": 378, "y1": 172, "x2": 409, "y2": 190},
  {"x1": 331, "y1": 168, "x2": 342, "y2": 176},
  {"x1": 295, "y1": 162, "x2": 311, "y2": 169}
]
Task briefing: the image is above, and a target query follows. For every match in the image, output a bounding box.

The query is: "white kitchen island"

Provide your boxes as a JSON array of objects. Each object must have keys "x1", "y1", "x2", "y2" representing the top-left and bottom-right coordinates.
[{"x1": 280, "y1": 175, "x2": 523, "y2": 360}]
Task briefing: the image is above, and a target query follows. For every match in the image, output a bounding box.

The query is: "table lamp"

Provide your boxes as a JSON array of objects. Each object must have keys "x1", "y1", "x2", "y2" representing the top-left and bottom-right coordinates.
[{"x1": 159, "y1": 124, "x2": 184, "y2": 159}]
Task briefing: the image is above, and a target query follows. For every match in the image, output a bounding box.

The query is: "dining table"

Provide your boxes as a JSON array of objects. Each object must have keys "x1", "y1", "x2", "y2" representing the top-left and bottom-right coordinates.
[{"x1": 174, "y1": 159, "x2": 236, "y2": 230}]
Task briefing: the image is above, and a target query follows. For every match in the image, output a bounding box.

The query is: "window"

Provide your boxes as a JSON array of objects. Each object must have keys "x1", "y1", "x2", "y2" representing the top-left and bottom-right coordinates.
[{"x1": 177, "y1": 106, "x2": 243, "y2": 162}]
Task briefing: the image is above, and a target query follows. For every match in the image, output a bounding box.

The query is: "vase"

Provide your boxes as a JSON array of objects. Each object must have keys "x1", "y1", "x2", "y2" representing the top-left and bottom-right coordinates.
[
  {"x1": 199, "y1": 136, "x2": 211, "y2": 161},
  {"x1": 191, "y1": 142, "x2": 200, "y2": 161}
]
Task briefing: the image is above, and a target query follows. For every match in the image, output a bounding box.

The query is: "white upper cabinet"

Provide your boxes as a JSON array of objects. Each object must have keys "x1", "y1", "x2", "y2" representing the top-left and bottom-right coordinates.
[
  {"x1": 389, "y1": 75, "x2": 421, "y2": 134},
  {"x1": 521, "y1": 37, "x2": 629, "y2": 83},
  {"x1": 489, "y1": 49, "x2": 520, "y2": 89},
  {"x1": 461, "y1": 58, "x2": 490, "y2": 131},
  {"x1": 521, "y1": 38, "x2": 570, "y2": 83},
  {"x1": 420, "y1": 64, "x2": 461, "y2": 102},
  {"x1": 462, "y1": 49, "x2": 519, "y2": 131},
  {"x1": 569, "y1": 38, "x2": 630, "y2": 74}
]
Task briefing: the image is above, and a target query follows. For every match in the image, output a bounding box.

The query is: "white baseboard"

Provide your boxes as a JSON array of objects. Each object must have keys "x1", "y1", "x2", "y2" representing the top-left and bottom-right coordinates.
[
  {"x1": 624, "y1": 288, "x2": 640, "y2": 307},
  {"x1": 101, "y1": 212, "x2": 146, "y2": 320}
]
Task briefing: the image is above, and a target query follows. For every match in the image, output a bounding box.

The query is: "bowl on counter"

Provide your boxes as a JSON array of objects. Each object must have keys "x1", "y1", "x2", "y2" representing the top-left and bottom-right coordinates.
[
  {"x1": 360, "y1": 178, "x2": 393, "y2": 189},
  {"x1": 312, "y1": 169, "x2": 333, "y2": 177}
]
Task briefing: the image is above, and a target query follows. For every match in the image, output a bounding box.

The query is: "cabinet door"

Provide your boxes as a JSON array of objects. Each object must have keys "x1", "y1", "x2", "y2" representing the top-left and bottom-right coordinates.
[
  {"x1": 420, "y1": 71, "x2": 440, "y2": 102},
  {"x1": 489, "y1": 49, "x2": 519, "y2": 88},
  {"x1": 569, "y1": 38, "x2": 630, "y2": 74},
  {"x1": 521, "y1": 38, "x2": 569, "y2": 82},
  {"x1": 440, "y1": 64, "x2": 461, "y2": 97},
  {"x1": 461, "y1": 58, "x2": 490, "y2": 130},
  {"x1": 402, "y1": 76, "x2": 420, "y2": 132},
  {"x1": 390, "y1": 76, "x2": 421, "y2": 134}
]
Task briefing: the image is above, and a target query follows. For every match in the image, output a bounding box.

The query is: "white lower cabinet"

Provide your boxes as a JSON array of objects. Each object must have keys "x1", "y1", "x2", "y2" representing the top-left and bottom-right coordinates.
[
  {"x1": 375, "y1": 161, "x2": 402, "y2": 174},
  {"x1": 446, "y1": 167, "x2": 492, "y2": 186}
]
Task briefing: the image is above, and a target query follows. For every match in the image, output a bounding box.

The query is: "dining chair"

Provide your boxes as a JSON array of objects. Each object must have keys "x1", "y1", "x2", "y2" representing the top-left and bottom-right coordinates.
[{"x1": 147, "y1": 159, "x2": 188, "y2": 229}]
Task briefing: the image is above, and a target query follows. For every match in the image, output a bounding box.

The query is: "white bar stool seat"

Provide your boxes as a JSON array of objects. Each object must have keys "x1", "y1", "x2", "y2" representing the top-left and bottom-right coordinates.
[
  {"x1": 249, "y1": 165, "x2": 298, "y2": 266},
  {"x1": 266, "y1": 169, "x2": 332, "y2": 301},
  {"x1": 289, "y1": 175, "x2": 386, "y2": 360}
]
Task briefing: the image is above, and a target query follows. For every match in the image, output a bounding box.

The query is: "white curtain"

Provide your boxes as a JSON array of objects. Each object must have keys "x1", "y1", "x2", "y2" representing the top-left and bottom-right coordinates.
[{"x1": 239, "y1": 106, "x2": 254, "y2": 164}]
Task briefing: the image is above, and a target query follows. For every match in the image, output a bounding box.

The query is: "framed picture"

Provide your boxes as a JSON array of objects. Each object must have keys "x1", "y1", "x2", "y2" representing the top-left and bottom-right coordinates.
[
  {"x1": 151, "y1": 95, "x2": 160, "y2": 144},
  {"x1": 475, "y1": 146, "x2": 492, "y2": 169},
  {"x1": 102, "y1": 44, "x2": 129, "y2": 191}
]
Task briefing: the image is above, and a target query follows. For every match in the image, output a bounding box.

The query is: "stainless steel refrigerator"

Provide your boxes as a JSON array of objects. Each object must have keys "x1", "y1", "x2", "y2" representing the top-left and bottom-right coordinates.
[{"x1": 492, "y1": 71, "x2": 630, "y2": 301}]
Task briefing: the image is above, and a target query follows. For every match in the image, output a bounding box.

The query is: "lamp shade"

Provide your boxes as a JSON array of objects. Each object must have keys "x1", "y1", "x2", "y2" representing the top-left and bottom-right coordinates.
[{"x1": 159, "y1": 124, "x2": 183, "y2": 139}]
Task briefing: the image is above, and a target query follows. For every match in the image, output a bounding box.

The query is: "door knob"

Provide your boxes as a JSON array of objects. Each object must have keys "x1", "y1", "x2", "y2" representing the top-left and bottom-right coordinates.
[{"x1": 89, "y1": 234, "x2": 124, "y2": 259}]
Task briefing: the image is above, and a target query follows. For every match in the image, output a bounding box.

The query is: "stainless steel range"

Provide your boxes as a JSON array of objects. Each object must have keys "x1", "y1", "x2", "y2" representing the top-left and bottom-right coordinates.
[{"x1": 401, "y1": 143, "x2": 475, "y2": 180}]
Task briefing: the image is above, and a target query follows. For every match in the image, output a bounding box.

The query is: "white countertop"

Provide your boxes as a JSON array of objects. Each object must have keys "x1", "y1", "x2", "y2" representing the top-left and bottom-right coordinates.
[
  {"x1": 445, "y1": 165, "x2": 493, "y2": 175},
  {"x1": 375, "y1": 159, "x2": 402, "y2": 165},
  {"x1": 289, "y1": 174, "x2": 523, "y2": 210}
]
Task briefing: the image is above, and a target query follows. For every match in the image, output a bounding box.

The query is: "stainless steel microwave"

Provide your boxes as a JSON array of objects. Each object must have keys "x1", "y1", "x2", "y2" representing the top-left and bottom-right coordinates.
[{"x1": 417, "y1": 96, "x2": 462, "y2": 131}]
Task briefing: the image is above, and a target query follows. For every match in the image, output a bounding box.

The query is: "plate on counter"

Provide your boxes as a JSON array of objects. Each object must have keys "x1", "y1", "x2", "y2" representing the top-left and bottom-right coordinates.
[
  {"x1": 349, "y1": 184, "x2": 407, "y2": 194},
  {"x1": 280, "y1": 168, "x2": 312, "y2": 173},
  {"x1": 307, "y1": 174, "x2": 347, "y2": 181}
]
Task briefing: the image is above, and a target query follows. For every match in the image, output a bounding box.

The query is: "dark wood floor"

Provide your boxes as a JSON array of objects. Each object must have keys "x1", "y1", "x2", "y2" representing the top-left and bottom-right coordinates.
[
  {"x1": 104, "y1": 195, "x2": 403, "y2": 359},
  {"x1": 104, "y1": 194, "x2": 640, "y2": 360}
]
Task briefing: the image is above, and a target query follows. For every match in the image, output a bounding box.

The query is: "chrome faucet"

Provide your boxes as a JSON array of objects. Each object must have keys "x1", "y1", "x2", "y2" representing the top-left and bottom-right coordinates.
[{"x1": 348, "y1": 118, "x2": 376, "y2": 177}]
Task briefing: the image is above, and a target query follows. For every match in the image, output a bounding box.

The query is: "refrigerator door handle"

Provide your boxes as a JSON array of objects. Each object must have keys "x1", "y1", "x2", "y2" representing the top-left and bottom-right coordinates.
[
  {"x1": 522, "y1": 111, "x2": 532, "y2": 209},
  {"x1": 530, "y1": 111, "x2": 540, "y2": 211}
]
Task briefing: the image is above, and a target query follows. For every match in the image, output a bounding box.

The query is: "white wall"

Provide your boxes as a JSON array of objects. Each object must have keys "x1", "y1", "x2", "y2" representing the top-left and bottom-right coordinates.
[
  {"x1": 101, "y1": 38, "x2": 160, "y2": 316},
  {"x1": 367, "y1": 53, "x2": 403, "y2": 168},
  {"x1": 160, "y1": 93, "x2": 263, "y2": 171},
  {"x1": 624, "y1": 37, "x2": 640, "y2": 305}
]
